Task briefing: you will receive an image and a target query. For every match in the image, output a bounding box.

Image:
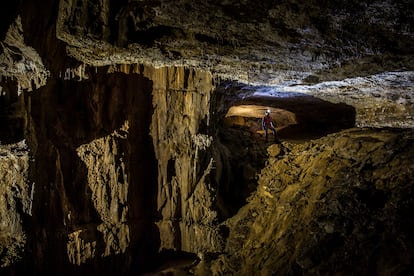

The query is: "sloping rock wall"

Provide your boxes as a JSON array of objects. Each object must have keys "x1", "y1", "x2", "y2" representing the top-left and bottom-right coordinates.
[{"x1": 208, "y1": 128, "x2": 414, "y2": 275}]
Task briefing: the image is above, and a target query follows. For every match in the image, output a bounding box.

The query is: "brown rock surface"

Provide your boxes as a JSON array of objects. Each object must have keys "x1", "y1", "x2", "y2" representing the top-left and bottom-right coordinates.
[
  {"x1": 0, "y1": 141, "x2": 30, "y2": 267},
  {"x1": 207, "y1": 128, "x2": 414, "y2": 275},
  {"x1": 0, "y1": 1, "x2": 413, "y2": 275}
]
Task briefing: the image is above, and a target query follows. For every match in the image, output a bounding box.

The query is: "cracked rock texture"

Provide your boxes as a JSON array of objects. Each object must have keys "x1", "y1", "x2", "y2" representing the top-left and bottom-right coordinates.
[
  {"x1": 206, "y1": 128, "x2": 414, "y2": 275},
  {"x1": 0, "y1": 141, "x2": 31, "y2": 268},
  {"x1": 55, "y1": 0, "x2": 414, "y2": 84}
]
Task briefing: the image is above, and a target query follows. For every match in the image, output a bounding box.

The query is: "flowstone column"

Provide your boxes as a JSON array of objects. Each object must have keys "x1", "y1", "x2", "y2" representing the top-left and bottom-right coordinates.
[{"x1": 145, "y1": 66, "x2": 224, "y2": 253}]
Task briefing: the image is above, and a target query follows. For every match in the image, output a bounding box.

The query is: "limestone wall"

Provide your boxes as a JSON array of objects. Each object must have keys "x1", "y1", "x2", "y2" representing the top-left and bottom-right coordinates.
[{"x1": 0, "y1": 141, "x2": 31, "y2": 268}]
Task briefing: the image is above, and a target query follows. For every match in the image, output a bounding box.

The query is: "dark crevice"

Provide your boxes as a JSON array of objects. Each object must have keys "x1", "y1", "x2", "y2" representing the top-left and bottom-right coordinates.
[
  {"x1": 139, "y1": 249, "x2": 200, "y2": 275},
  {"x1": 0, "y1": 79, "x2": 25, "y2": 144},
  {"x1": 183, "y1": 67, "x2": 190, "y2": 89},
  {"x1": 0, "y1": 0, "x2": 20, "y2": 40},
  {"x1": 128, "y1": 25, "x2": 178, "y2": 47},
  {"x1": 213, "y1": 126, "x2": 268, "y2": 220},
  {"x1": 167, "y1": 159, "x2": 175, "y2": 186}
]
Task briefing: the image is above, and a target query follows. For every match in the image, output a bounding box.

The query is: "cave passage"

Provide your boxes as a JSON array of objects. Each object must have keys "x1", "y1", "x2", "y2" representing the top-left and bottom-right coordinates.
[
  {"x1": 224, "y1": 104, "x2": 298, "y2": 141},
  {"x1": 224, "y1": 93, "x2": 356, "y2": 143},
  {"x1": 214, "y1": 83, "x2": 356, "y2": 219}
]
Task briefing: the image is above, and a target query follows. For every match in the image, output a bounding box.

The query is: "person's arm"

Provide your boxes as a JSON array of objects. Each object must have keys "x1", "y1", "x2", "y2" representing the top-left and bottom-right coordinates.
[{"x1": 269, "y1": 117, "x2": 275, "y2": 128}]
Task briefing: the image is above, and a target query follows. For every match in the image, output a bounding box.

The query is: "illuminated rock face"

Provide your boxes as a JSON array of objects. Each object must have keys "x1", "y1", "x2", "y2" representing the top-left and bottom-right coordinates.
[
  {"x1": 28, "y1": 65, "x2": 219, "y2": 274},
  {"x1": 146, "y1": 66, "x2": 223, "y2": 253},
  {"x1": 0, "y1": 141, "x2": 31, "y2": 268},
  {"x1": 0, "y1": 0, "x2": 413, "y2": 275},
  {"x1": 208, "y1": 128, "x2": 414, "y2": 275},
  {"x1": 52, "y1": 0, "x2": 414, "y2": 84},
  {"x1": 24, "y1": 67, "x2": 161, "y2": 274},
  {"x1": 1, "y1": 61, "x2": 220, "y2": 274}
]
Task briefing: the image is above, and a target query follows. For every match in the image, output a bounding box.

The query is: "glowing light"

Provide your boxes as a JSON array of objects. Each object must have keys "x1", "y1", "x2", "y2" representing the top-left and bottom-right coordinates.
[{"x1": 225, "y1": 105, "x2": 297, "y2": 128}]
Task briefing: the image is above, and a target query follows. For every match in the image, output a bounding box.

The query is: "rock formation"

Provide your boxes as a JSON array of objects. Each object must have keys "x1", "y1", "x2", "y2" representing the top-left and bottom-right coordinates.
[
  {"x1": 209, "y1": 128, "x2": 414, "y2": 275},
  {"x1": 0, "y1": 0, "x2": 413, "y2": 275}
]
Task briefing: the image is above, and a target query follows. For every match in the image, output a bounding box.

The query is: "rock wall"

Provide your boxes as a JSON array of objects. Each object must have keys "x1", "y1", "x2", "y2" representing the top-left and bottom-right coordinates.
[
  {"x1": 0, "y1": 62, "x2": 222, "y2": 275},
  {"x1": 143, "y1": 66, "x2": 223, "y2": 253},
  {"x1": 207, "y1": 128, "x2": 414, "y2": 275},
  {"x1": 0, "y1": 141, "x2": 31, "y2": 268},
  {"x1": 23, "y1": 66, "x2": 158, "y2": 274}
]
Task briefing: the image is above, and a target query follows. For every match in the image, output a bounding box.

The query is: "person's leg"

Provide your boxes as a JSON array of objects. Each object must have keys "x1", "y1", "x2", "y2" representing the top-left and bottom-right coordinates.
[
  {"x1": 264, "y1": 126, "x2": 268, "y2": 141},
  {"x1": 271, "y1": 127, "x2": 279, "y2": 142}
]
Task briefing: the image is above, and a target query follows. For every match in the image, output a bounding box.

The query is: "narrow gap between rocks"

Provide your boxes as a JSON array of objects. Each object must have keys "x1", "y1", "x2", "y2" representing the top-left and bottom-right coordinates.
[{"x1": 0, "y1": 80, "x2": 26, "y2": 144}]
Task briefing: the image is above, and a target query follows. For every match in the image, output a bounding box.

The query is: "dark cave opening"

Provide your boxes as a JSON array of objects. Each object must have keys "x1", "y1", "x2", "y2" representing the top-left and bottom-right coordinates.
[
  {"x1": 0, "y1": 81, "x2": 25, "y2": 144},
  {"x1": 213, "y1": 82, "x2": 356, "y2": 220},
  {"x1": 224, "y1": 91, "x2": 356, "y2": 142}
]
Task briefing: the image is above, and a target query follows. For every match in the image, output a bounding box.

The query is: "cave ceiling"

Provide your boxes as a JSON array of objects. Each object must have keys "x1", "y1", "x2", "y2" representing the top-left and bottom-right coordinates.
[
  {"x1": 54, "y1": 0, "x2": 414, "y2": 82},
  {"x1": 1, "y1": 0, "x2": 414, "y2": 127}
]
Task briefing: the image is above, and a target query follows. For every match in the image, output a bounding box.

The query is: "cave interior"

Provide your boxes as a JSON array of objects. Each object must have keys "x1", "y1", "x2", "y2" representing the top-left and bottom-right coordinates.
[{"x1": 0, "y1": 0, "x2": 414, "y2": 275}]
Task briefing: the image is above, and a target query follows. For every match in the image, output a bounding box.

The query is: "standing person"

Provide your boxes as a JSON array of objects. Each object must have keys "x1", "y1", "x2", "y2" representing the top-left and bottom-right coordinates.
[{"x1": 261, "y1": 110, "x2": 279, "y2": 143}]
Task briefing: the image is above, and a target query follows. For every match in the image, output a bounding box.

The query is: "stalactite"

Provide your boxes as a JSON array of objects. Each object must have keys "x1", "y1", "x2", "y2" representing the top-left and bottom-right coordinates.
[{"x1": 60, "y1": 64, "x2": 89, "y2": 81}]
